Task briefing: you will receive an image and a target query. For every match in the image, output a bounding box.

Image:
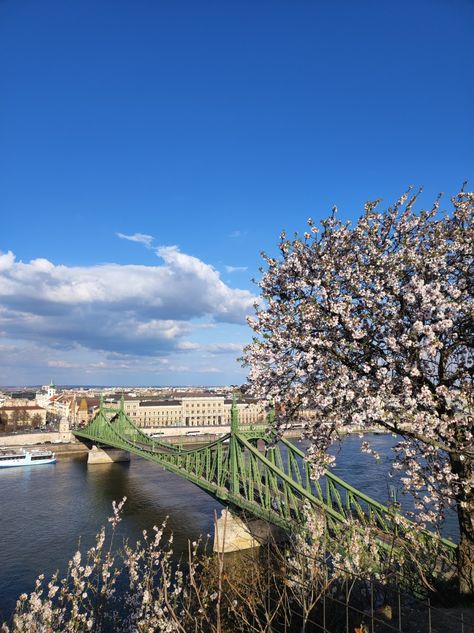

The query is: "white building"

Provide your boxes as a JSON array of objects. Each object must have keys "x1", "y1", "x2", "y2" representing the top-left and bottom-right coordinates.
[
  {"x1": 35, "y1": 381, "x2": 72, "y2": 418},
  {"x1": 36, "y1": 380, "x2": 57, "y2": 409}
]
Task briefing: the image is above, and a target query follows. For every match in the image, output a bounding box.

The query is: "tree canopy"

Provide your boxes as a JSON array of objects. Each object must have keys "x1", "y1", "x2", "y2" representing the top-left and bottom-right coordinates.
[{"x1": 244, "y1": 188, "x2": 473, "y2": 593}]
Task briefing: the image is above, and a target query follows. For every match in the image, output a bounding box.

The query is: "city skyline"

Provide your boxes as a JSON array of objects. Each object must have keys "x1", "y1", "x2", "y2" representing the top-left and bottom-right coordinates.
[{"x1": 1, "y1": 0, "x2": 473, "y2": 385}]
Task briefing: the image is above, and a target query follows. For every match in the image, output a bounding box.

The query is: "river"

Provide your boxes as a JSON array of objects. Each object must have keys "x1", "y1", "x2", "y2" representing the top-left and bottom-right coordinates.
[{"x1": 0, "y1": 433, "x2": 459, "y2": 621}]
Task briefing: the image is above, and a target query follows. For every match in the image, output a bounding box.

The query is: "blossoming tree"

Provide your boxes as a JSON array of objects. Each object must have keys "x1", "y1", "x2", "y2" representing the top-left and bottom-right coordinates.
[{"x1": 243, "y1": 189, "x2": 473, "y2": 595}]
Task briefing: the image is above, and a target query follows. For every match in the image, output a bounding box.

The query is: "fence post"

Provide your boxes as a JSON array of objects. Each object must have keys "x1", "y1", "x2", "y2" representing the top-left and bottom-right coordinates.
[
  {"x1": 346, "y1": 580, "x2": 349, "y2": 633},
  {"x1": 398, "y1": 585, "x2": 402, "y2": 632},
  {"x1": 323, "y1": 565, "x2": 327, "y2": 632},
  {"x1": 370, "y1": 581, "x2": 375, "y2": 633}
]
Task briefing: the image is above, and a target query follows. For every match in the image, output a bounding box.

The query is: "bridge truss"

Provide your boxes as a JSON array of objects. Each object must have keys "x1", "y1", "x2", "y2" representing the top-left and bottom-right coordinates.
[{"x1": 73, "y1": 398, "x2": 457, "y2": 577}]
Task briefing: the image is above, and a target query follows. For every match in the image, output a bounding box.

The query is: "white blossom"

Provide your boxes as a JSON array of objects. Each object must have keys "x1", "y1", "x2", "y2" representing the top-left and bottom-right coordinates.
[{"x1": 243, "y1": 189, "x2": 474, "y2": 589}]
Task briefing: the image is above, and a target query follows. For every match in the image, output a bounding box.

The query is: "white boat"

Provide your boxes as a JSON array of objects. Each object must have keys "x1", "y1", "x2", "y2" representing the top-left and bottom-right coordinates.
[{"x1": 0, "y1": 449, "x2": 56, "y2": 468}]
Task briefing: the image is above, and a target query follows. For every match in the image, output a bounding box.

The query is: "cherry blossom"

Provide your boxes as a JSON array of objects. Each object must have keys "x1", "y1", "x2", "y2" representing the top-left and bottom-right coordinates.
[{"x1": 244, "y1": 188, "x2": 473, "y2": 594}]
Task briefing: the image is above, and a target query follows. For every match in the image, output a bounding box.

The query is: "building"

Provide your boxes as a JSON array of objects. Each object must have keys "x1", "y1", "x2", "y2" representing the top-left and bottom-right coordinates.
[
  {"x1": 35, "y1": 380, "x2": 57, "y2": 408},
  {"x1": 71, "y1": 397, "x2": 102, "y2": 425},
  {"x1": 120, "y1": 395, "x2": 265, "y2": 429},
  {"x1": 0, "y1": 404, "x2": 47, "y2": 432}
]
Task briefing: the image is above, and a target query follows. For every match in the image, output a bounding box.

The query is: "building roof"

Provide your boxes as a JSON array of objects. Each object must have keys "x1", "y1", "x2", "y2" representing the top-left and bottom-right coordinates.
[
  {"x1": 0, "y1": 405, "x2": 46, "y2": 411},
  {"x1": 139, "y1": 400, "x2": 181, "y2": 407}
]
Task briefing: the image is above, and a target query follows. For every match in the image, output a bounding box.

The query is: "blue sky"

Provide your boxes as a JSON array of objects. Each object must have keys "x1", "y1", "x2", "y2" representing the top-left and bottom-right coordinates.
[{"x1": 1, "y1": 0, "x2": 473, "y2": 386}]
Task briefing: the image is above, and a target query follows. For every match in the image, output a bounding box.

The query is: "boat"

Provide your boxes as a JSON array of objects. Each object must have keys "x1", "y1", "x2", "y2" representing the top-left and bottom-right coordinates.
[{"x1": 0, "y1": 449, "x2": 56, "y2": 468}]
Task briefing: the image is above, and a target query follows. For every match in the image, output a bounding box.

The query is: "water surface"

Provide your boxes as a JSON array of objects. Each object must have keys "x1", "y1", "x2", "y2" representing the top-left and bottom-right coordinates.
[{"x1": 0, "y1": 434, "x2": 458, "y2": 621}]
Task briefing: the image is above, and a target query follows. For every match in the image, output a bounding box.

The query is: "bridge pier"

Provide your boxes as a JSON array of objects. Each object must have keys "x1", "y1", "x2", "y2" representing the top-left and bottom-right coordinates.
[
  {"x1": 87, "y1": 445, "x2": 131, "y2": 464},
  {"x1": 213, "y1": 508, "x2": 285, "y2": 553}
]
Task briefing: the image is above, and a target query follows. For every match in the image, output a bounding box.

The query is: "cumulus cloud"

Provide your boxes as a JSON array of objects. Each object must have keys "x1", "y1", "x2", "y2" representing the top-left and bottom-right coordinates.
[
  {"x1": 177, "y1": 341, "x2": 200, "y2": 351},
  {"x1": 116, "y1": 232, "x2": 154, "y2": 247},
  {"x1": 47, "y1": 360, "x2": 80, "y2": 369},
  {"x1": 177, "y1": 341, "x2": 244, "y2": 354},
  {"x1": 225, "y1": 265, "x2": 248, "y2": 273},
  {"x1": 207, "y1": 342, "x2": 244, "y2": 354},
  {"x1": 0, "y1": 249, "x2": 256, "y2": 358}
]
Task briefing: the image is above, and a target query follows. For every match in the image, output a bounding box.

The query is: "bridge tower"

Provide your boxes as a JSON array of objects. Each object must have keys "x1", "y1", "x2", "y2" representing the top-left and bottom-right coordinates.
[
  {"x1": 229, "y1": 393, "x2": 240, "y2": 495},
  {"x1": 216, "y1": 393, "x2": 286, "y2": 552},
  {"x1": 86, "y1": 392, "x2": 131, "y2": 464},
  {"x1": 230, "y1": 392, "x2": 239, "y2": 433},
  {"x1": 267, "y1": 403, "x2": 275, "y2": 426}
]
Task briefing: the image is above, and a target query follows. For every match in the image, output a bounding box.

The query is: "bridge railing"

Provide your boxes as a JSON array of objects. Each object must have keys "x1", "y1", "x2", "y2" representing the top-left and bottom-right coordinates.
[{"x1": 73, "y1": 406, "x2": 458, "y2": 579}]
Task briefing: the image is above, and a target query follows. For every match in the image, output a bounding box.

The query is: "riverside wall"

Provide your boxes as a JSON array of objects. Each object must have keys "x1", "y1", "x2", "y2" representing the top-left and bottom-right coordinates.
[
  {"x1": 0, "y1": 424, "x2": 387, "y2": 456},
  {"x1": 0, "y1": 425, "x2": 245, "y2": 455},
  {"x1": 0, "y1": 430, "x2": 74, "y2": 447}
]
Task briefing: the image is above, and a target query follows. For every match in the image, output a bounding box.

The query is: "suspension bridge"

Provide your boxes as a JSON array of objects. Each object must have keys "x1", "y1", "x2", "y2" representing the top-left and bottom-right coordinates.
[{"x1": 72, "y1": 396, "x2": 457, "y2": 574}]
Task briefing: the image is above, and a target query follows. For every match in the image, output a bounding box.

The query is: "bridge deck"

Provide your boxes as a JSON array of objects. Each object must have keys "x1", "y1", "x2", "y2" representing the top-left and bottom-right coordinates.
[{"x1": 73, "y1": 399, "x2": 458, "y2": 588}]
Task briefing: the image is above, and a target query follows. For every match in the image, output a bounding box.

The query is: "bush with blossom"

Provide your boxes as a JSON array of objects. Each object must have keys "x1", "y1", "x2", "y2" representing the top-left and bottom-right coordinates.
[
  {"x1": 0, "y1": 499, "x2": 222, "y2": 633},
  {"x1": 0, "y1": 498, "x2": 294, "y2": 632},
  {"x1": 243, "y1": 188, "x2": 473, "y2": 594},
  {"x1": 2, "y1": 499, "x2": 462, "y2": 632},
  {"x1": 0, "y1": 500, "x2": 330, "y2": 633}
]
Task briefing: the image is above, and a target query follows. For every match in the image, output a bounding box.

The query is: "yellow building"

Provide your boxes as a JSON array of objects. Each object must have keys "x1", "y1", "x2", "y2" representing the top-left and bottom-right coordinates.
[
  {"x1": 122, "y1": 396, "x2": 264, "y2": 429},
  {"x1": 0, "y1": 404, "x2": 47, "y2": 431}
]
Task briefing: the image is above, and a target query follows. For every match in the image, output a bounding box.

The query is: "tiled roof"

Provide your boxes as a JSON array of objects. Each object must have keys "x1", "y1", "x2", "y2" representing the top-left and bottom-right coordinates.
[
  {"x1": 139, "y1": 400, "x2": 181, "y2": 407},
  {"x1": 0, "y1": 405, "x2": 46, "y2": 411}
]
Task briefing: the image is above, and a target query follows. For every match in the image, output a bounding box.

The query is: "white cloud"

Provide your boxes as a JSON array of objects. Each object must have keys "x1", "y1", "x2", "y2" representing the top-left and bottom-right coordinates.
[
  {"x1": 116, "y1": 232, "x2": 154, "y2": 247},
  {"x1": 177, "y1": 341, "x2": 201, "y2": 351},
  {"x1": 207, "y1": 343, "x2": 244, "y2": 354},
  {"x1": 177, "y1": 341, "x2": 244, "y2": 354},
  {"x1": 225, "y1": 265, "x2": 248, "y2": 273},
  {"x1": 47, "y1": 360, "x2": 80, "y2": 369},
  {"x1": 0, "y1": 249, "x2": 256, "y2": 359},
  {"x1": 0, "y1": 343, "x2": 18, "y2": 353}
]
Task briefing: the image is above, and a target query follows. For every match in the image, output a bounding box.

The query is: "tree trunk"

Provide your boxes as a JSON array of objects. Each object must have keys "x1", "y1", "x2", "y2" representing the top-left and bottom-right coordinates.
[
  {"x1": 451, "y1": 454, "x2": 474, "y2": 597},
  {"x1": 457, "y1": 495, "x2": 474, "y2": 597}
]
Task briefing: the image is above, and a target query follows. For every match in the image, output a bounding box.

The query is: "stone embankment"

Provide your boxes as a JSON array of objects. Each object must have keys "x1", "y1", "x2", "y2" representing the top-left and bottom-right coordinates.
[
  {"x1": 0, "y1": 424, "x2": 389, "y2": 458},
  {"x1": 0, "y1": 427, "x2": 240, "y2": 456},
  {"x1": 0, "y1": 430, "x2": 75, "y2": 447}
]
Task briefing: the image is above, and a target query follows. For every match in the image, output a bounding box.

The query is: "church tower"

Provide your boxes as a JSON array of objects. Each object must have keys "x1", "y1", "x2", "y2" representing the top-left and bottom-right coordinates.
[{"x1": 47, "y1": 380, "x2": 56, "y2": 400}]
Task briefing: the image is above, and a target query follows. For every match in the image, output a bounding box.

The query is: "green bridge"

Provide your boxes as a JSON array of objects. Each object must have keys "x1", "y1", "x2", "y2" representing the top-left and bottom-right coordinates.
[{"x1": 73, "y1": 397, "x2": 457, "y2": 574}]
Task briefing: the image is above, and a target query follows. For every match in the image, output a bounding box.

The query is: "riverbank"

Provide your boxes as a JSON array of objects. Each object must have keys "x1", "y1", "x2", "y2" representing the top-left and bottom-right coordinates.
[
  {"x1": 0, "y1": 432, "x2": 462, "y2": 623},
  {"x1": 0, "y1": 424, "x2": 386, "y2": 457}
]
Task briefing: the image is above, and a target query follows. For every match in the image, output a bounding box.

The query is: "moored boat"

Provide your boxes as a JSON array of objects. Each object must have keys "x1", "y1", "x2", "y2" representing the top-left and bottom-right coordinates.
[{"x1": 0, "y1": 449, "x2": 56, "y2": 468}]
